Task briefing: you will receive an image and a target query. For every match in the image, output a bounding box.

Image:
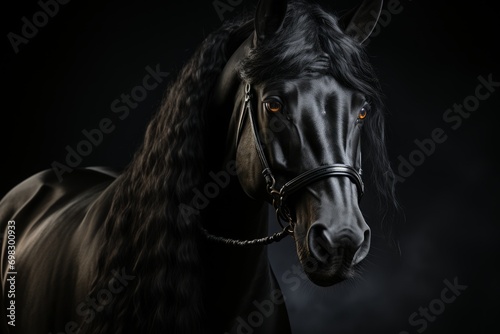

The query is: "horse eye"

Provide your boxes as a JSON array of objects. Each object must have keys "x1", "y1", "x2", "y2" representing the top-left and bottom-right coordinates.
[
  {"x1": 264, "y1": 101, "x2": 282, "y2": 113},
  {"x1": 358, "y1": 105, "x2": 368, "y2": 120}
]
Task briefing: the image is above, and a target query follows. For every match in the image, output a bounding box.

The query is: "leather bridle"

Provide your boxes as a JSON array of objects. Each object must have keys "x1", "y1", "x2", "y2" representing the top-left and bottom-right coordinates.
[{"x1": 201, "y1": 83, "x2": 364, "y2": 246}]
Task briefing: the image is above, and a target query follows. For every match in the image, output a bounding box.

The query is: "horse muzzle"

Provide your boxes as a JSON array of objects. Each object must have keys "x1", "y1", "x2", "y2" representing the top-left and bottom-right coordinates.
[{"x1": 293, "y1": 180, "x2": 370, "y2": 286}]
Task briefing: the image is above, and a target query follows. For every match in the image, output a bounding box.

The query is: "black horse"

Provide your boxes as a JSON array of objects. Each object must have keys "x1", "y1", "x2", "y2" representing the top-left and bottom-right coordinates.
[{"x1": 0, "y1": 0, "x2": 397, "y2": 333}]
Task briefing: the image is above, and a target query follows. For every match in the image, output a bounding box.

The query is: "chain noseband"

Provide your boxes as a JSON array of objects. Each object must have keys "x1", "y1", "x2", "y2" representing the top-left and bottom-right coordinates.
[{"x1": 202, "y1": 83, "x2": 364, "y2": 246}]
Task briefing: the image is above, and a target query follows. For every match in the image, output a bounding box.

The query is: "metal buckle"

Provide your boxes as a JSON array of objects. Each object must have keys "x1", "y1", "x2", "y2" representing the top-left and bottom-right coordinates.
[{"x1": 245, "y1": 83, "x2": 251, "y2": 101}]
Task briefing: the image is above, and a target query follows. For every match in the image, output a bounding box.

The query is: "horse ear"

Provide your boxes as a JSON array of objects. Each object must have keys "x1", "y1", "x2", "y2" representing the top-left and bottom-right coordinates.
[
  {"x1": 254, "y1": 0, "x2": 288, "y2": 44},
  {"x1": 339, "y1": 0, "x2": 383, "y2": 44}
]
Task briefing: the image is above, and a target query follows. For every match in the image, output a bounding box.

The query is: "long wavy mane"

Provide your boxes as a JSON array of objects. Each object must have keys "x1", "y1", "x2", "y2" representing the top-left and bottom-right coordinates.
[
  {"x1": 86, "y1": 17, "x2": 250, "y2": 334},
  {"x1": 86, "y1": 1, "x2": 398, "y2": 333}
]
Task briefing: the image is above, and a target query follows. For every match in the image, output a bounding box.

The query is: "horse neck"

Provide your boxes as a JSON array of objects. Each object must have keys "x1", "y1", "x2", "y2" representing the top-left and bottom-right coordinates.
[{"x1": 200, "y1": 157, "x2": 273, "y2": 331}]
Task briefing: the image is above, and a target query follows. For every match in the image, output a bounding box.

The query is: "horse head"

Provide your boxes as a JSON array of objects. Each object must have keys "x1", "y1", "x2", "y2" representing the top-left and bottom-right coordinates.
[{"x1": 212, "y1": 0, "x2": 387, "y2": 287}]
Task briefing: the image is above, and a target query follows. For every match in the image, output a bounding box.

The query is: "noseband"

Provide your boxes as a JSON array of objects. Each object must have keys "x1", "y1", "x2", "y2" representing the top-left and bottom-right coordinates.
[{"x1": 202, "y1": 83, "x2": 364, "y2": 246}]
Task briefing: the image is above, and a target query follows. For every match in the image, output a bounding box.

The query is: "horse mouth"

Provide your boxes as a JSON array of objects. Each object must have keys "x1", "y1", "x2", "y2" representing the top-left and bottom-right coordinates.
[{"x1": 296, "y1": 240, "x2": 360, "y2": 287}]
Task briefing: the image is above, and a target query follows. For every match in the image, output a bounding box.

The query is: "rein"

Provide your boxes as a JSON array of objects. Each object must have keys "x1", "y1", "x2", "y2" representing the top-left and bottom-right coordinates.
[{"x1": 201, "y1": 83, "x2": 364, "y2": 247}]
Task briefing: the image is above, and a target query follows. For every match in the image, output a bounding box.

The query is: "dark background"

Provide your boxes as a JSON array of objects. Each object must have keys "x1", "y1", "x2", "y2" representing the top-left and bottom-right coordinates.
[{"x1": 1, "y1": 0, "x2": 498, "y2": 333}]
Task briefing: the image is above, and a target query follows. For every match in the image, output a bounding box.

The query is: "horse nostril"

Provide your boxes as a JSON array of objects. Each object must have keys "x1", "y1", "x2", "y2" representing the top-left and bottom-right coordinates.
[
  {"x1": 307, "y1": 224, "x2": 334, "y2": 264},
  {"x1": 352, "y1": 229, "x2": 371, "y2": 265}
]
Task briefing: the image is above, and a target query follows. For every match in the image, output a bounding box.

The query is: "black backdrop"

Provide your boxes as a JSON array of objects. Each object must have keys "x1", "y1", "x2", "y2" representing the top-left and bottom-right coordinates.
[{"x1": 1, "y1": 1, "x2": 499, "y2": 333}]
